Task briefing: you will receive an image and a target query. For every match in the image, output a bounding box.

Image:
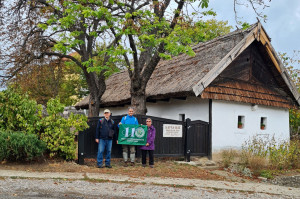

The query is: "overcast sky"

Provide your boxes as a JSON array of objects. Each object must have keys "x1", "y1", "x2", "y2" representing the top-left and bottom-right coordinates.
[{"x1": 206, "y1": 0, "x2": 300, "y2": 69}]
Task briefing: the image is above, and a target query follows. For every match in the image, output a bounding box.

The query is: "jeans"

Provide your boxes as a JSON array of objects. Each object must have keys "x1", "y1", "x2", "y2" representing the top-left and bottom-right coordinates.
[
  {"x1": 97, "y1": 139, "x2": 113, "y2": 166},
  {"x1": 141, "y1": 150, "x2": 154, "y2": 165}
]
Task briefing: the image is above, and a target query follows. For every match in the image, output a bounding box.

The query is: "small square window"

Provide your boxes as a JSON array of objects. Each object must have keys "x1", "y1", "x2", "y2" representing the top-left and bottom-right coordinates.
[
  {"x1": 260, "y1": 117, "x2": 267, "y2": 130},
  {"x1": 179, "y1": 114, "x2": 185, "y2": 122},
  {"x1": 238, "y1": 116, "x2": 245, "y2": 129}
]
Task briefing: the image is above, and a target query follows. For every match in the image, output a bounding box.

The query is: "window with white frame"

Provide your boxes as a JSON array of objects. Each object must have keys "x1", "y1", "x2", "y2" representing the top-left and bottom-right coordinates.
[
  {"x1": 238, "y1": 116, "x2": 245, "y2": 129},
  {"x1": 260, "y1": 117, "x2": 267, "y2": 130}
]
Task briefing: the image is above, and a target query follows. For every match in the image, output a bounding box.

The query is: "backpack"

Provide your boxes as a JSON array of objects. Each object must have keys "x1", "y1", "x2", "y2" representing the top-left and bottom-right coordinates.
[{"x1": 100, "y1": 118, "x2": 114, "y2": 125}]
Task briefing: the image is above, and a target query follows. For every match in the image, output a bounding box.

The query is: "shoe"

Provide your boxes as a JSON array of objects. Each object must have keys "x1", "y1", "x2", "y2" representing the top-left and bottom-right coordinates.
[
  {"x1": 149, "y1": 165, "x2": 154, "y2": 168},
  {"x1": 131, "y1": 162, "x2": 135, "y2": 166},
  {"x1": 105, "y1": 165, "x2": 112, "y2": 168},
  {"x1": 142, "y1": 164, "x2": 146, "y2": 167},
  {"x1": 97, "y1": 165, "x2": 103, "y2": 168},
  {"x1": 124, "y1": 161, "x2": 128, "y2": 167}
]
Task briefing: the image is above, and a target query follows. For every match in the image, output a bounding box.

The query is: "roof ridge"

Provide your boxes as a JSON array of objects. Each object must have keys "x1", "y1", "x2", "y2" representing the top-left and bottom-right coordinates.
[{"x1": 191, "y1": 22, "x2": 258, "y2": 50}]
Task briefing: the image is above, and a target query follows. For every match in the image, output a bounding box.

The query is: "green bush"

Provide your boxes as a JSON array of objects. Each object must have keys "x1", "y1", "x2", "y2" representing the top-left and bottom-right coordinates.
[
  {"x1": 259, "y1": 170, "x2": 274, "y2": 179},
  {"x1": 0, "y1": 89, "x2": 88, "y2": 160},
  {"x1": 0, "y1": 131, "x2": 46, "y2": 161},
  {"x1": 0, "y1": 88, "x2": 42, "y2": 134},
  {"x1": 40, "y1": 98, "x2": 88, "y2": 160}
]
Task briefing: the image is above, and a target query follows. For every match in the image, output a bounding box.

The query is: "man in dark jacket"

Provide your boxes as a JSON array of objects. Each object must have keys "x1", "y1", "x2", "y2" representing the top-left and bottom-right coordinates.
[{"x1": 95, "y1": 109, "x2": 116, "y2": 168}]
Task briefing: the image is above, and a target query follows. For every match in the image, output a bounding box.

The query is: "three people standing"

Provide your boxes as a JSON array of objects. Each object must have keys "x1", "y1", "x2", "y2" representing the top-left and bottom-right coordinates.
[{"x1": 95, "y1": 107, "x2": 156, "y2": 168}]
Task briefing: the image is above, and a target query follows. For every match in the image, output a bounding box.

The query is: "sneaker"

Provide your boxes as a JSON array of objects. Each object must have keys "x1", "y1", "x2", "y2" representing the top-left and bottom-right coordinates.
[
  {"x1": 131, "y1": 162, "x2": 135, "y2": 166},
  {"x1": 142, "y1": 164, "x2": 146, "y2": 167},
  {"x1": 97, "y1": 165, "x2": 103, "y2": 168},
  {"x1": 124, "y1": 161, "x2": 128, "y2": 167},
  {"x1": 149, "y1": 165, "x2": 154, "y2": 168},
  {"x1": 105, "y1": 165, "x2": 112, "y2": 168}
]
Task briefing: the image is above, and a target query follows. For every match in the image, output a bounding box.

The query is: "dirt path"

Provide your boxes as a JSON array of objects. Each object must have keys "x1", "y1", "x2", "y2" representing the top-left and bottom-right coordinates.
[{"x1": 0, "y1": 169, "x2": 299, "y2": 198}]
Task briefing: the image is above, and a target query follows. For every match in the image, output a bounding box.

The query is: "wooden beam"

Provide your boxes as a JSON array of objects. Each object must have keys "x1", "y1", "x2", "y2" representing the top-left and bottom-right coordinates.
[
  {"x1": 173, "y1": 97, "x2": 187, "y2": 101},
  {"x1": 193, "y1": 25, "x2": 259, "y2": 96},
  {"x1": 146, "y1": 99, "x2": 157, "y2": 103},
  {"x1": 159, "y1": 98, "x2": 170, "y2": 102},
  {"x1": 258, "y1": 27, "x2": 300, "y2": 106}
]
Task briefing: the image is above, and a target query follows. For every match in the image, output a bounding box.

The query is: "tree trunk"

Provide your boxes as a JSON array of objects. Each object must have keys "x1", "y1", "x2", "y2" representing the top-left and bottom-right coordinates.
[
  {"x1": 88, "y1": 92, "x2": 101, "y2": 117},
  {"x1": 131, "y1": 87, "x2": 147, "y2": 115},
  {"x1": 84, "y1": 71, "x2": 106, "y2": 117}
]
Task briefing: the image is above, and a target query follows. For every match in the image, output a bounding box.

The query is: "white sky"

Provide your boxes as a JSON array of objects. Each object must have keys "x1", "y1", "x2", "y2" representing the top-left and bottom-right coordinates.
[{"x1": 206, "y1": 0, "x2": 300, "y2": 69}]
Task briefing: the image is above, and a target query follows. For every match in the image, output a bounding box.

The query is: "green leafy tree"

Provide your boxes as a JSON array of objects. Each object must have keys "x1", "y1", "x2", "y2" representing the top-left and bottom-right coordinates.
[
  {"x1": 10, "y1": 56, "x2": 89, "y2": 106},
  {"x1": 0, "y1": 0, "x2": 271, "y2": 115},
  {"x1": 279, "y1": 51, "x2": 300, "y2": 138},
  {"x1": 1, "y1": 0, "x2": 122, "y2": 116}
]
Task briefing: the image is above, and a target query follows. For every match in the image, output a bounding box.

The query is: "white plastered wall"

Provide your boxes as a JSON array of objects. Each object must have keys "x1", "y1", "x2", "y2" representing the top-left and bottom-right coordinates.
[
  {"x1": 103, "y1": 97, "x2": 209, "y2": 122},
  {"x1": 211, "y1": 100, "x2": 290, "y2": 151},
  {"x1": 101, "y1": 98, "x2": 290, "y2": 151}
]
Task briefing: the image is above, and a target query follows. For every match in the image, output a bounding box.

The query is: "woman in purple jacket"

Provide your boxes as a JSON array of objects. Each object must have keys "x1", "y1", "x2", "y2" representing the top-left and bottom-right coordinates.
[{"x1": 141, "y1": 118, "x2": 156, "y2": 168}]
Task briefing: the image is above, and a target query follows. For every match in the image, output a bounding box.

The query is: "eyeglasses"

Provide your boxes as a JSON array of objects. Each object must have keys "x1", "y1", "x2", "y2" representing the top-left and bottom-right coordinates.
[{"x1": 146, "y1": 121, "x2": 151, "y2": 122}]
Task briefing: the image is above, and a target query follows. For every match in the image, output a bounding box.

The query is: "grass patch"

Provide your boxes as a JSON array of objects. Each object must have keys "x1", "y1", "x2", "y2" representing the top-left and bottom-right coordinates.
[{"x1": 259, "y1": 170, "x2": 274, "y2": 179}]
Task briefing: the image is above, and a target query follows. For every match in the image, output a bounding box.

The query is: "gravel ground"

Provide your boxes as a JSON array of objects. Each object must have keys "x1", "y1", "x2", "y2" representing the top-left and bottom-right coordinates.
[{"x1": 0, "y1": 178, "x2": 297, "y2": 199}]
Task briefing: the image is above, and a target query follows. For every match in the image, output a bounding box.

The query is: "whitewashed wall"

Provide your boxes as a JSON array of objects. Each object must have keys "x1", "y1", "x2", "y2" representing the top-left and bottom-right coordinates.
[
  {"x1": 102, "y1": 98, "x2": 290, "y2": 150},
  {"x1": 211, "y1": 100, "x2": 290, "y2": 151},
  {"x1": 104, "y1": 97, "x2": 209, "y2": 122}
]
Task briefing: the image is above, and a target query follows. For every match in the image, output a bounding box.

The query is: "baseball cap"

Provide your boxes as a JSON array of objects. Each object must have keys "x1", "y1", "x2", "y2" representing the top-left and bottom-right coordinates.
[{"x1": 104, "y1": 109, "x2": 111, "y2": 113}]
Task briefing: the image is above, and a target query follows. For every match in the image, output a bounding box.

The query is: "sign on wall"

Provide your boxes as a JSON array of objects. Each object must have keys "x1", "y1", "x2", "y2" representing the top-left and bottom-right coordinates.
[{"x1": 163, "y1": 124, "x2": 183, "y2": 137}]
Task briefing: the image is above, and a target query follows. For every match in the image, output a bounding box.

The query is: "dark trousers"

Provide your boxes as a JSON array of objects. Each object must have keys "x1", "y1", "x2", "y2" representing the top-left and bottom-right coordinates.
[{"x1": 141, "y1": 150, "x2": 154, "y2": 165}]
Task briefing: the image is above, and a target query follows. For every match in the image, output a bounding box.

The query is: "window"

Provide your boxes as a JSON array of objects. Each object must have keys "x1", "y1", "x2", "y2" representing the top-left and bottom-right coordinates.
[
  {"x1": 238, "y1": 116, "x2": 245, "y2": 129},
  {"x1": 179, "y1": 114, "x2": 185, "y2": 122},
  {"x1": 260, "y1": 117, "x2": 267, "y2": 130}
]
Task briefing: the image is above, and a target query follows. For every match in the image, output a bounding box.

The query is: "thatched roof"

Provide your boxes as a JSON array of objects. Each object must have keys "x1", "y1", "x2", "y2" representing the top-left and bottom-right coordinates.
[{"x1": 75, "y1": 22, "x2": 300, "y2": 109}]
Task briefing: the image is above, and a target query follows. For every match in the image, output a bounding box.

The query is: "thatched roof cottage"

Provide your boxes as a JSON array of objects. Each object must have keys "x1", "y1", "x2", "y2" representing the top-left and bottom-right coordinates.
[{"x1": 76, "y1": 22, "x2": 299, "y2": 150}]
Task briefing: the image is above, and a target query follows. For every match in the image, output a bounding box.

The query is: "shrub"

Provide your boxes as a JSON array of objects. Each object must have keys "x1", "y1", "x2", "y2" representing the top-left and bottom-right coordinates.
[
  {"x1": 221, "y1": 149, "x2": 238, "y2": 167},
  {"x1": 0, "y1": 131, "x2": 46, "y2": 161},
  {"x1": 0, "y1": 88, "x2": 42, "y2": 134},
  {"x1": 241, "y1": 136, "x2": 300, "y2": 171},
  {"x1": 221, "y1": 137, "x2": 300, "y2": 177},
  {"x1": 259, "y1": 170, "x2": 274, "y2": 179},
  {"x1": 40, "y1": 98, "x2": 88, "y2": 160},
  {"x1": 0, "y1": 89, "x2": 88, "y2": 160}
]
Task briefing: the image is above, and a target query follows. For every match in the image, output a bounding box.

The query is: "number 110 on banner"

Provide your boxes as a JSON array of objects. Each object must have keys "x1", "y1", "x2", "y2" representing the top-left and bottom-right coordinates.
[{"x1": 118, "y1": 124, "x2": 148, "y2": 145}]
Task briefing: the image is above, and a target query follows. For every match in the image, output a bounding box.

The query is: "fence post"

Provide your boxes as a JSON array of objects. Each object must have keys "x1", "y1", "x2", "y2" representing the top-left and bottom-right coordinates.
[
  {"x1": 184, "y1": 118, "x2": 192, "y2": 162},
  {"x1": 77, "y1": 131, "x2": 85, "y2": 165},
  {"x1": 208, "y1": 99, "x2": 212, "y2": 160}
]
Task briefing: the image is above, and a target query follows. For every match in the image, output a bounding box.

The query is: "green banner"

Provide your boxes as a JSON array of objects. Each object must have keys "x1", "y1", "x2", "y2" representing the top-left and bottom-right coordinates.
[{"x1": 118, "y1": 124, "x2": 148, "y2": 145}]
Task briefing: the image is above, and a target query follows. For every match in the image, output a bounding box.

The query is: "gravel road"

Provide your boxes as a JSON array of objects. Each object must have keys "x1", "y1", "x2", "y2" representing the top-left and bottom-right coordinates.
[{"x1": 0, "y1": 178, "x2": 297, "y2": 199}]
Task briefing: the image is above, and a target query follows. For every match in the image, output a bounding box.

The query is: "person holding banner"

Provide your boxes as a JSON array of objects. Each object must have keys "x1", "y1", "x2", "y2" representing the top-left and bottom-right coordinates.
[
  {"x1": 95, "y1": 109, "x2": 116, "y2": 168},
  {"x1": 118, "y1": 107, "x2": 139, "y2": 167},
  {"x1": 140, "y1": 118, "x2": 156, "y2": 168}
]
